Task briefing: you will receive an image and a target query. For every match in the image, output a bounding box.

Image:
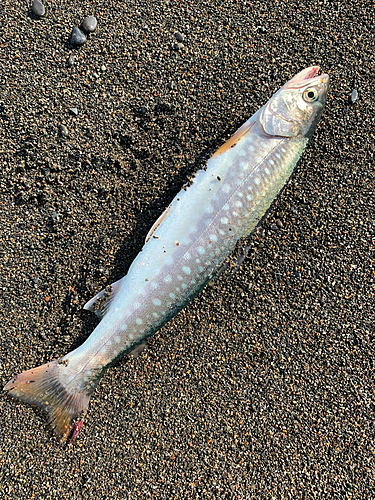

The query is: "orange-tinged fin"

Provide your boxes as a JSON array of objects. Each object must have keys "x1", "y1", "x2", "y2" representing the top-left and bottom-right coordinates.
[
  {"x1": 211, "y1": 119, "x2": 255, "y2": 158},
  {"x1": 3, "y1": 360, "x2": 96, "y2": 443},
  {"x1": 84, "y1": 277, "x2": 124, "y2": 318},
  {"x1": 145, "y1": 205, "x2": 172, "y2": 243}
]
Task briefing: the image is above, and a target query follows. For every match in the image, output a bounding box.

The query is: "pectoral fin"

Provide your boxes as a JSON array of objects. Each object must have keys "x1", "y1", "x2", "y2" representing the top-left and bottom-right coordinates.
[{"x1": 211, "y1": 119, "x2": 255, "y2": 158}]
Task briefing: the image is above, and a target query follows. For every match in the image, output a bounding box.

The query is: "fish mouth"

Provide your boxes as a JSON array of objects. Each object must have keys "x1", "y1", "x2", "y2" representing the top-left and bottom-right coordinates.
[{"x1": 286, "y1": 66, "x2": 329, "y2": 89}]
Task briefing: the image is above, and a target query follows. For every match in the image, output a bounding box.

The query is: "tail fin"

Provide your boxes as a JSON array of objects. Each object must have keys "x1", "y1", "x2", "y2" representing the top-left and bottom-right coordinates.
[{"x1": 3, "y1": 359, "x2": 95, "y2": 443}]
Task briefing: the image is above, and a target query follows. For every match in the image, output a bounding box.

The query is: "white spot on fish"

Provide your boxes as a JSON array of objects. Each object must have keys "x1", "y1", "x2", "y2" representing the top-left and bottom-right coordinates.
[
  {"x1": 175, "y1": 287, "x2": 180, "y2": 292},
  {"x1": 164, "y1": 275, "x2": 172, "y2": 283},
  {"x1": 222, "y1": 184, "x2": 231, "y2": 194},
  {"x1": 153, "y1": 298, "x2": 161, "y2": 306},
  {"x1": 183, "y1": 266, "x2": 191, "y2": 275},
  {"x1": 237, "y1": 192, "x2": 243, "y2": 197},
  {"x1": 115, "y1": 336, "x2": 120, "y2": 344},
  {"x1": 223, "y1": 203, "x2": 229, "y2": 211},
  {"x1": 236, "y1": 200, "x2": 243, "y2": 208},
  {"x1": 219, "y1": 229, "x2": 225, "y2": 236},
  {"x1": 152, "y1": 282, "x2": 159, "y2": 290},
  {"x1": 153, "y1": 312, "x2": 159, "y2": 319},
  {"x1": 240, "y1": 162, "x2": 247, "y2": 170},
  {"x1": 195, "y1": 258, "x2": 201, "y2": 264},
  {"x1": 197, "y1": 246, "x2": 205, "y2": 255},
  {"x1": 133, "y1": 302, "x2": 140, "y2": 310},
  {"x1": 264, "y1": 167, "x2": 270, "y2": 175},
  {"x1": 178, "y1": 275, "x2": 183, "y2": 281},
  {"x1": 269, "y1": 159, "x2": 275, "y2": 166},
  {"x1": 198, "y1": 266, "x2": 204, "y2": 272},
  {"x1": 209, "y1": 234, "x2": 218, "y2": 243},
  {"x1": 120, "y1": 323, "x2": 127, "y2": 331},
  {"x1": 169, "y1": 292, "x2": 176, "y2": 299},
  {"x1": 254, "y1": 177, "x2": 261, "y2": 185},
  {"x1": 276, "y1": 153, "x2": 281, "y2": 159},
  {"x1": 184, "y1": 252, "x2": 191, "y2": 260},
  {"x1": 232, "y1": 211, "x2": 238, "y2": 217},
  {"x1": 136, "y1": 318, "x2": 143, "y2": 325},
  {"x1": 248, "y1": 145, "x2": 254, "y2": 152},
  {"x1": 221, "y1": 217, "x2": 229, "y2": 224},
  {"x1": 237, "y1": 179, "x2": 242, "y2": 186},
  {"x1": 129, "y1": 333, "x2": 134, "y2": 340},
  {"x1": 247, "y1": 194, "x2": 253, "y2": 201},
  {"x1": 205, "y1": 204, "x2": 213, "y2": 213},
  {"x1": 182, "y1": 283, "x2": 188, "y2": 290}
]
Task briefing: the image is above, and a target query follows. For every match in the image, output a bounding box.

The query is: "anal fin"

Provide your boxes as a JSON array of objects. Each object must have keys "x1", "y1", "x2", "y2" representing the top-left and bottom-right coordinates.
[{"x1": 84, "y1": 278, "x2": 124, "y2": 319}]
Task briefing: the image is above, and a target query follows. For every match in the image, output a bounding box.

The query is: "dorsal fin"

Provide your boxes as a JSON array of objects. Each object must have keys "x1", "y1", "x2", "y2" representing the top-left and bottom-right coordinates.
[
  {"x1": 211, "y1": 119, "x2": 255, "y2": 158},
  {"x1": 83, "y1": 278, "x2": 124, "y2": 319},
  {"x1": 145, "y1": 205, "x2": 172, "y2": 243}
]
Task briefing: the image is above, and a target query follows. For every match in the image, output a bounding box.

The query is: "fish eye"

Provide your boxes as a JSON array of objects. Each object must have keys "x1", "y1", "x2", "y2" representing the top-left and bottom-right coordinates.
[{"x1": 303, "y1": 88, "x2": 319, "y2": 103}]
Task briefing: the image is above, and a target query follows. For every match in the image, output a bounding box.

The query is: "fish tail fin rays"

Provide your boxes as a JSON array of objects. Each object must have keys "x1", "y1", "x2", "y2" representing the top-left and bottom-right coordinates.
[
  {"x1": 3, "y1": 360, "x2": 95, "y2": 443},
  {"x1": 84, "y1": 277, "x2": 124, "y2": 319}
]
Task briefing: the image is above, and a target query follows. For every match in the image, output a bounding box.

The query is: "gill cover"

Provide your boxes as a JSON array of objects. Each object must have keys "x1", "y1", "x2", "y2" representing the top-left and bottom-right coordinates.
[{"x1": 259, "y1": 66, "x2": 329, "y2": 138}]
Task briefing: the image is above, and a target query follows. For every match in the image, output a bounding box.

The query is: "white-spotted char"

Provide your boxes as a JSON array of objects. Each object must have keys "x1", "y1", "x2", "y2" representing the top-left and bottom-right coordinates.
[{"x1": 3, "y1": 67, "x2": 329, "y2": 442}]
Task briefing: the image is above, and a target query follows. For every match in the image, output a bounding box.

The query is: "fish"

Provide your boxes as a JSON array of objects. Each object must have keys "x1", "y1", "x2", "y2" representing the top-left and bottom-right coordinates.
[{"x1": 3, "y1": 66, "x2": 329, "y2": 442}]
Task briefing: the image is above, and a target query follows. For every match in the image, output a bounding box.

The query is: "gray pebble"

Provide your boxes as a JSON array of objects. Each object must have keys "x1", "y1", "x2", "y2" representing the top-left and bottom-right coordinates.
[
  {"x1": 174, "y1": 31, "x2": 184, "y2": 42},
  {"x1": 50, "y1": 211, "x2": 60, "y2": 224},
  {"x1": 350, "y1": 89, "x2": 358, "y2": 103},
  {"x1": 82, "y1": 16, "x2": 97, "y2": 33},
  {"x1": 69, "y1": 108, "x2": 78, "y2": 116},
  {"x1": 66, "y1": 54, "x2": 75, "y2": 67},
  {"x1": 31, "y1": 0, "x2": 45, "y2": 16},
  {"x1": 70, "y1": 27, "x2": 87, "y2": 46},
  {"x1": 59, "y1": 124, "x2": 69, "y2": 137},
  {"x1": 173, "y1": 42, "x2": 184, "y2": 50}
]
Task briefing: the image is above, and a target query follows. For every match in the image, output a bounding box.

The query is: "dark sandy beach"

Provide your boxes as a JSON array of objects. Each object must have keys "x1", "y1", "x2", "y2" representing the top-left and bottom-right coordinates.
[{"x1": 0, "y1": 0, "x2": 374, "y2": 498}]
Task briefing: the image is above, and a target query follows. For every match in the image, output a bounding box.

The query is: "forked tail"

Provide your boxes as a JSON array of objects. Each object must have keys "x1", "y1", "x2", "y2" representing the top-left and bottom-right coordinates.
[{"x1": 3, "y1": 359, "x2": 96, "y2": 443}]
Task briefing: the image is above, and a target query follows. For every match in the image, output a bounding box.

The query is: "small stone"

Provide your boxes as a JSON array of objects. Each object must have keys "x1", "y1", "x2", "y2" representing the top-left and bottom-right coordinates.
[
  {"x1": 350, "y1": 89, "x2": 358, "y2": 103},
  {"x1": 101, "y1": 65, "x2": 106, "y2": 72},
  {"x1": 174, "y1": 31, "x2": 184, "y2": 42},
  {"x1": 66, "y1": 54, "x2": 75, "y2": 67},
  {"x1": 70, "y1": 27, "x2": 87, "y2": 46},
  {"x1": 69, "y1": 108, "x2": 78, "y2": 116},
  {"x1": 59, "y1": 124, "x2": 69, "y2": 137},
  {"x1": 50, "y1": 211, "x2": 60, "y2": 224},
  {"x1": 167, "y1": 81, "x2": 175, "y2": 90},
  {"x1": 82, "y1": 16, "x2": 97, "y2": 33},
  {"x1": 31, "y1": 0, "x2": 45, "y2": 16},
  {"x1": 173, "y1": 42, "x2": 184, "y2": 50}
]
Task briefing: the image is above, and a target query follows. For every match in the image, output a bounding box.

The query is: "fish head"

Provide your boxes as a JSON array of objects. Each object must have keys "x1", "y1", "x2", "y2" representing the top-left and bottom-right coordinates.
[{"x1": 259, "y1": 66, "x2": 329, "y2": 138}]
